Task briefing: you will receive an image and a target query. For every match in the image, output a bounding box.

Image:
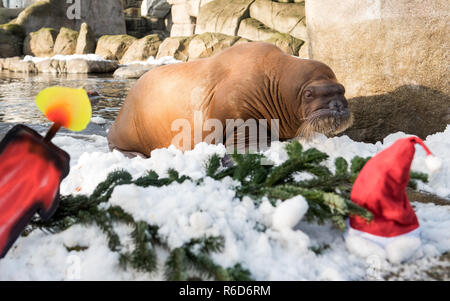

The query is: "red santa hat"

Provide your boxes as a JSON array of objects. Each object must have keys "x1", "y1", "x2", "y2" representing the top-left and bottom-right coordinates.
[{"x1": 349, "y1": 136, "x2": 441, "y2": 242}]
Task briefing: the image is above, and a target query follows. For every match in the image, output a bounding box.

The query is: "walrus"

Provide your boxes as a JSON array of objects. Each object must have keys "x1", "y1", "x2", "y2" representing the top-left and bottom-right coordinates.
[{"x1": 108, "y1": 42, "x2": 353, "y2": 157}]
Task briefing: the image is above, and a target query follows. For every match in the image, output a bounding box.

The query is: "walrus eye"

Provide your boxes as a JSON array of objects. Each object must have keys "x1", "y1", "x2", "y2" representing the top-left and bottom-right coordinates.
[{"x1": 304, "y1": 90, "x2": 313, "y2": 99}]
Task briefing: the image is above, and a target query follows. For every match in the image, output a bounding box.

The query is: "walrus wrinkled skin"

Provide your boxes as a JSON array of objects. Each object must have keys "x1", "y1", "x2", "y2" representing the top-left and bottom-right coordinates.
[{"x1": 108, "y1": 42, "x2": 353, "y2": 157}]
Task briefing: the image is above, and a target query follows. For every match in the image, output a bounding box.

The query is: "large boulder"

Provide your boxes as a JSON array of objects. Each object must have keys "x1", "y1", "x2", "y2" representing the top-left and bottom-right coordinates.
[
  {"x1": 0, "y1": 24, "x2": 25, "y2": 58},
  {"x1": 53, "y1": 27, "x2": 79, "y2": 55},
  {"x1": 13, "y1": 0, "x2": 126, "y2": 38},
  {"x1": 188, "y1": 32, "x2": 248, "y2": 60},
  {"x1": 195, "y1": 0, "x2": 254, "y2": 36},
  {"x1": 237, "y1": 18, "x2": 279, "y2": 42},
  {"x1": 75, "y1": 23, "x2": 96, "y2": 54},
  {"x1": 35, "y1": 58, "x2": 118, "y2": 74},
  {"x1": 264, "y1": 32, "x2": 303, "y2": 56},
  {"x1": 120, "y1": 34, "x2": 163, "y2": 64},
  {"x1": 156, "y1": 36, "x2": 194, "y2": 61},
  {"x1": 307, "y1": 0, "x2": 450, "y2": 142},
  {"x1": 23, "y1": 27, "x2": 58, "y2": 57},
  {"x1": 0, "y1": 56, "x2": 37, "y2": 73},
  {"x1": 141, "y1": 0, "x2": 171, "y2": 18},
  {"x1": 237, "y1": 18, "x2": 304, "y2": 55},
  {"x1": 249, "y1": 0, "x2": 307, "y2": 41},
  {"x1": 95, "y1": 34, "x2": 137, "y2": 61},
  {"x1": 170, "y1": 23, "x2": 195, "y2": 37},
  {"x1": 113, "y1": 64, "x2": 157, "y2": 78}
]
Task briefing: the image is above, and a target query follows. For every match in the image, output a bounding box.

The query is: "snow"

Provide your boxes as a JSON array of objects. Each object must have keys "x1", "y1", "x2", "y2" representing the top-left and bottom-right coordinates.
[
  {"x1": 23, "y1": 54, "x2": 114, "y2": 64},
  {"x1": 272, "y1": 196, "x2": 309, "y2": 231},
  {"x1": 90, "y1": 116, "x2": 106, "y2": 125},
  {"x1": 21, "y1": 54, "x2": 180, "y2": 67},
  {"x1": 0, "y1": 125, "x2": 449, "y2": 280},
  {"x1": 122, "y1": 56, "x2": 181, "y2": 67}
]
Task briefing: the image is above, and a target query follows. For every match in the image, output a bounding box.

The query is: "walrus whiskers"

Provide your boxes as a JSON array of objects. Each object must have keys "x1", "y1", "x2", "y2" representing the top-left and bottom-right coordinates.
[{"x1": 296, "y1": 110, "x2": 354, "y2": 140}]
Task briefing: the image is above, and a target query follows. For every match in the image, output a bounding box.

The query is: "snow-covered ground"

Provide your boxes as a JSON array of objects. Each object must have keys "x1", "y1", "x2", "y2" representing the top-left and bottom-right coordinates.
[{"x1": 0, "y1": 126, "x2": 449, "y2": 280}]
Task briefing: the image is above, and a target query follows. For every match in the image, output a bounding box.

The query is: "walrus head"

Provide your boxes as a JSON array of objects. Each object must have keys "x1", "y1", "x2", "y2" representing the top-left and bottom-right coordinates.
[{"x1": 296, "y1": 78, "x2": 353, "y2": 139}]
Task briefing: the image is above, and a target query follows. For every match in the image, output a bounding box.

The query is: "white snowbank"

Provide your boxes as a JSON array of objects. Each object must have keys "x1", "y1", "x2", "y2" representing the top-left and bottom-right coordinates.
[
  {"x1": 0, "y1": 126, "x2": 449, "y2": 280},
  {"x1": 23, "y1": 54, "x2": 114, "y2": 64}
]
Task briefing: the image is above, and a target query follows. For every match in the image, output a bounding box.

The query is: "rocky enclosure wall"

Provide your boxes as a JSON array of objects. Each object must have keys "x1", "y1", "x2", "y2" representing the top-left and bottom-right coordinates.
[
  {"x1": 307, "y1": 0, "x2": 450, "y2": 142},
  {"x1": 0, "y1": 0, "x2": 448, "y2": 143}
]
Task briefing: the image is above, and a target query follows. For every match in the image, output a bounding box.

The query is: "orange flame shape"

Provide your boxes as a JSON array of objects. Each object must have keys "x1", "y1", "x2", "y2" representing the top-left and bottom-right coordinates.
[{"x1": 35, "y1": 86, "x2": 92, "y2": 131}]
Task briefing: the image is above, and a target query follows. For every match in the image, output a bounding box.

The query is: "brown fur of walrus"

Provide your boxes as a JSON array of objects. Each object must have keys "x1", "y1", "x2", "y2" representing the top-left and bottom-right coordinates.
[{"x1": 108, "y1": 42, "x2": 352, "y2": 157}]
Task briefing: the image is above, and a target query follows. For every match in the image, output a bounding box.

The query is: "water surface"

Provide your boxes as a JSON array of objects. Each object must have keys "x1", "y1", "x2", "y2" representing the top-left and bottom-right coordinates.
[{"x1": 0, "y1": 71, "x2": 137, "y2": 138}]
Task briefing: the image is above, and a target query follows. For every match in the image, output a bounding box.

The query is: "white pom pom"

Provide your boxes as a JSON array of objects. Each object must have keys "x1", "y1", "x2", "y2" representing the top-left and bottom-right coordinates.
[
  {"x1": 272, "y1": 196, "x2": 308, "y2": 231},
  {"x1": 425, "y1": 155, "x2": 442, "y2": 172}
]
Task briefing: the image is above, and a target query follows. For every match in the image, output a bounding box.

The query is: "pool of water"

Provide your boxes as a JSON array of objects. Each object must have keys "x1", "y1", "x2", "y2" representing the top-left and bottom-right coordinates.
[{"x1": 0, "y1": 71, "x2": 137, "y2": 138}]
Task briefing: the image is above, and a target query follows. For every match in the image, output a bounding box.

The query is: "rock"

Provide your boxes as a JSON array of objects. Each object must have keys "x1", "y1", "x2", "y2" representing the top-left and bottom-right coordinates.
[
  {"x1": 249, "y1": 0, "x2": 307, "y2": 41},
  {"x1": 307, "y1": 0, "x2": 450, "y2": 141},
  {"x1": 237, "y1": 18, "x2": 278, "y2": 41},
  {"x1": 237, "y1": 18, "x2": 304, "y2": 55},
  {"x1": 6, "y1": 60, "x2": 37, "y2": 73},
  {"x1": 53, "y1": 27, "x2": 79, "y2": 55},
  {"x1": 264, "y1": 32, "x2": 303, "y2": 56},
  {"x1": 141, "y1": 0, "x2": 171, "y2": 18},
  {"x1": 0, "y1": 57, "x2": 21, "y2": 70},
  {"x1": 0, "y1": 8, "x2": 23, "y2": 24},
  {"x1": 171, "y1": 3, "x2": 193, "y2": 24},
  {"x1": 75, "y1": 23, "x2": 96, "y2": 54},
  {"x1": 35, "y1": 59, "x2": 66, "y2": 74},
  {"x1": 0, "y1": 23, "x2": 25, "y2": 58},
  {"x1": 170, "y1": 23, "x2": 195, "y2": 37},
  {"x1": 95, "y1": 34, "x2": 137, "y2": 60},
  {"x1": 113, "y1": 64, "x2": 157, "y2": 78},
  {"x1": 195, "y1": 0, "x2": 254, "y2": 36},
  {"x1": 156, "y1": 36, "x2": 194, "y2": 61},
  {"x1": 13, "y1": 0, "x2": 126, "y2": 38},
  {"x1": 120, "y1": 34, "x2": 163, "y2": 64},
  {"x1": 188, "y1": 32, "x2": 248, "y2": 60},
  {"x1": 66, "y1": 59, "x2": 119, "y2": 74},
  {"x1": 23, "y1": 27, "x2": 58, "y2": 57},
  {"x1": 35, "y1": 58, "x2": 118, "y2": 74},
  {"x1": 297, "y1": 40, "x2": 309, "y2": 59}
]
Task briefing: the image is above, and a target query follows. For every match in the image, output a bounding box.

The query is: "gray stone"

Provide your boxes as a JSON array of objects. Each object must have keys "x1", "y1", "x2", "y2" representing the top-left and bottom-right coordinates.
[
  {"x1": 170, "y1": 23, "x2": 195, "y2": 37},
  {"x1": 120, "y1": 34, "x2": 163, "y2": 64},
  {"x1": 113, "y1": 64, "x2": 157, "y2": 78},
  {"x1": 188, "y1": 32, "x2": 248, "y2": 60},
  {"x1": 95, "y1": 34, "x2": 137, "y2": 61},
  {"x1": 75, "y1": 23, "x2": 96, "y2": 54},
  {"x1": 35, "y1": 58, "x2": 118, "y2": 74},
  {"x1": 237, "y1": 18, "x2": 278, "y2": 41},
  {"x1": 141, "y1": 0, "x2": 171, "y2": 18},
  {"x1": 66, "y1": 59, "x2": 119, "y2": 74},
  {"x1": 156, "y1": 36, "x2": 194, "y2": 61},
  {"x1": 13, "y1": 0, "x2": 126, "y2": 38},
  {"x1": 195, "y1": 0, "x2": 254, "y2": 36},
  {"x1": 307, "y1": 0, "x2": 450, "y2": 141},
  {"x1": 23, "y1": 27, "x2": 58, "y2": 57},
  {"x1": 249, "y1": 0, "x2": 307, "y2": 41},
  {"x1": 53, "y1": 27, "x2": 79, "y2": 55}
]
